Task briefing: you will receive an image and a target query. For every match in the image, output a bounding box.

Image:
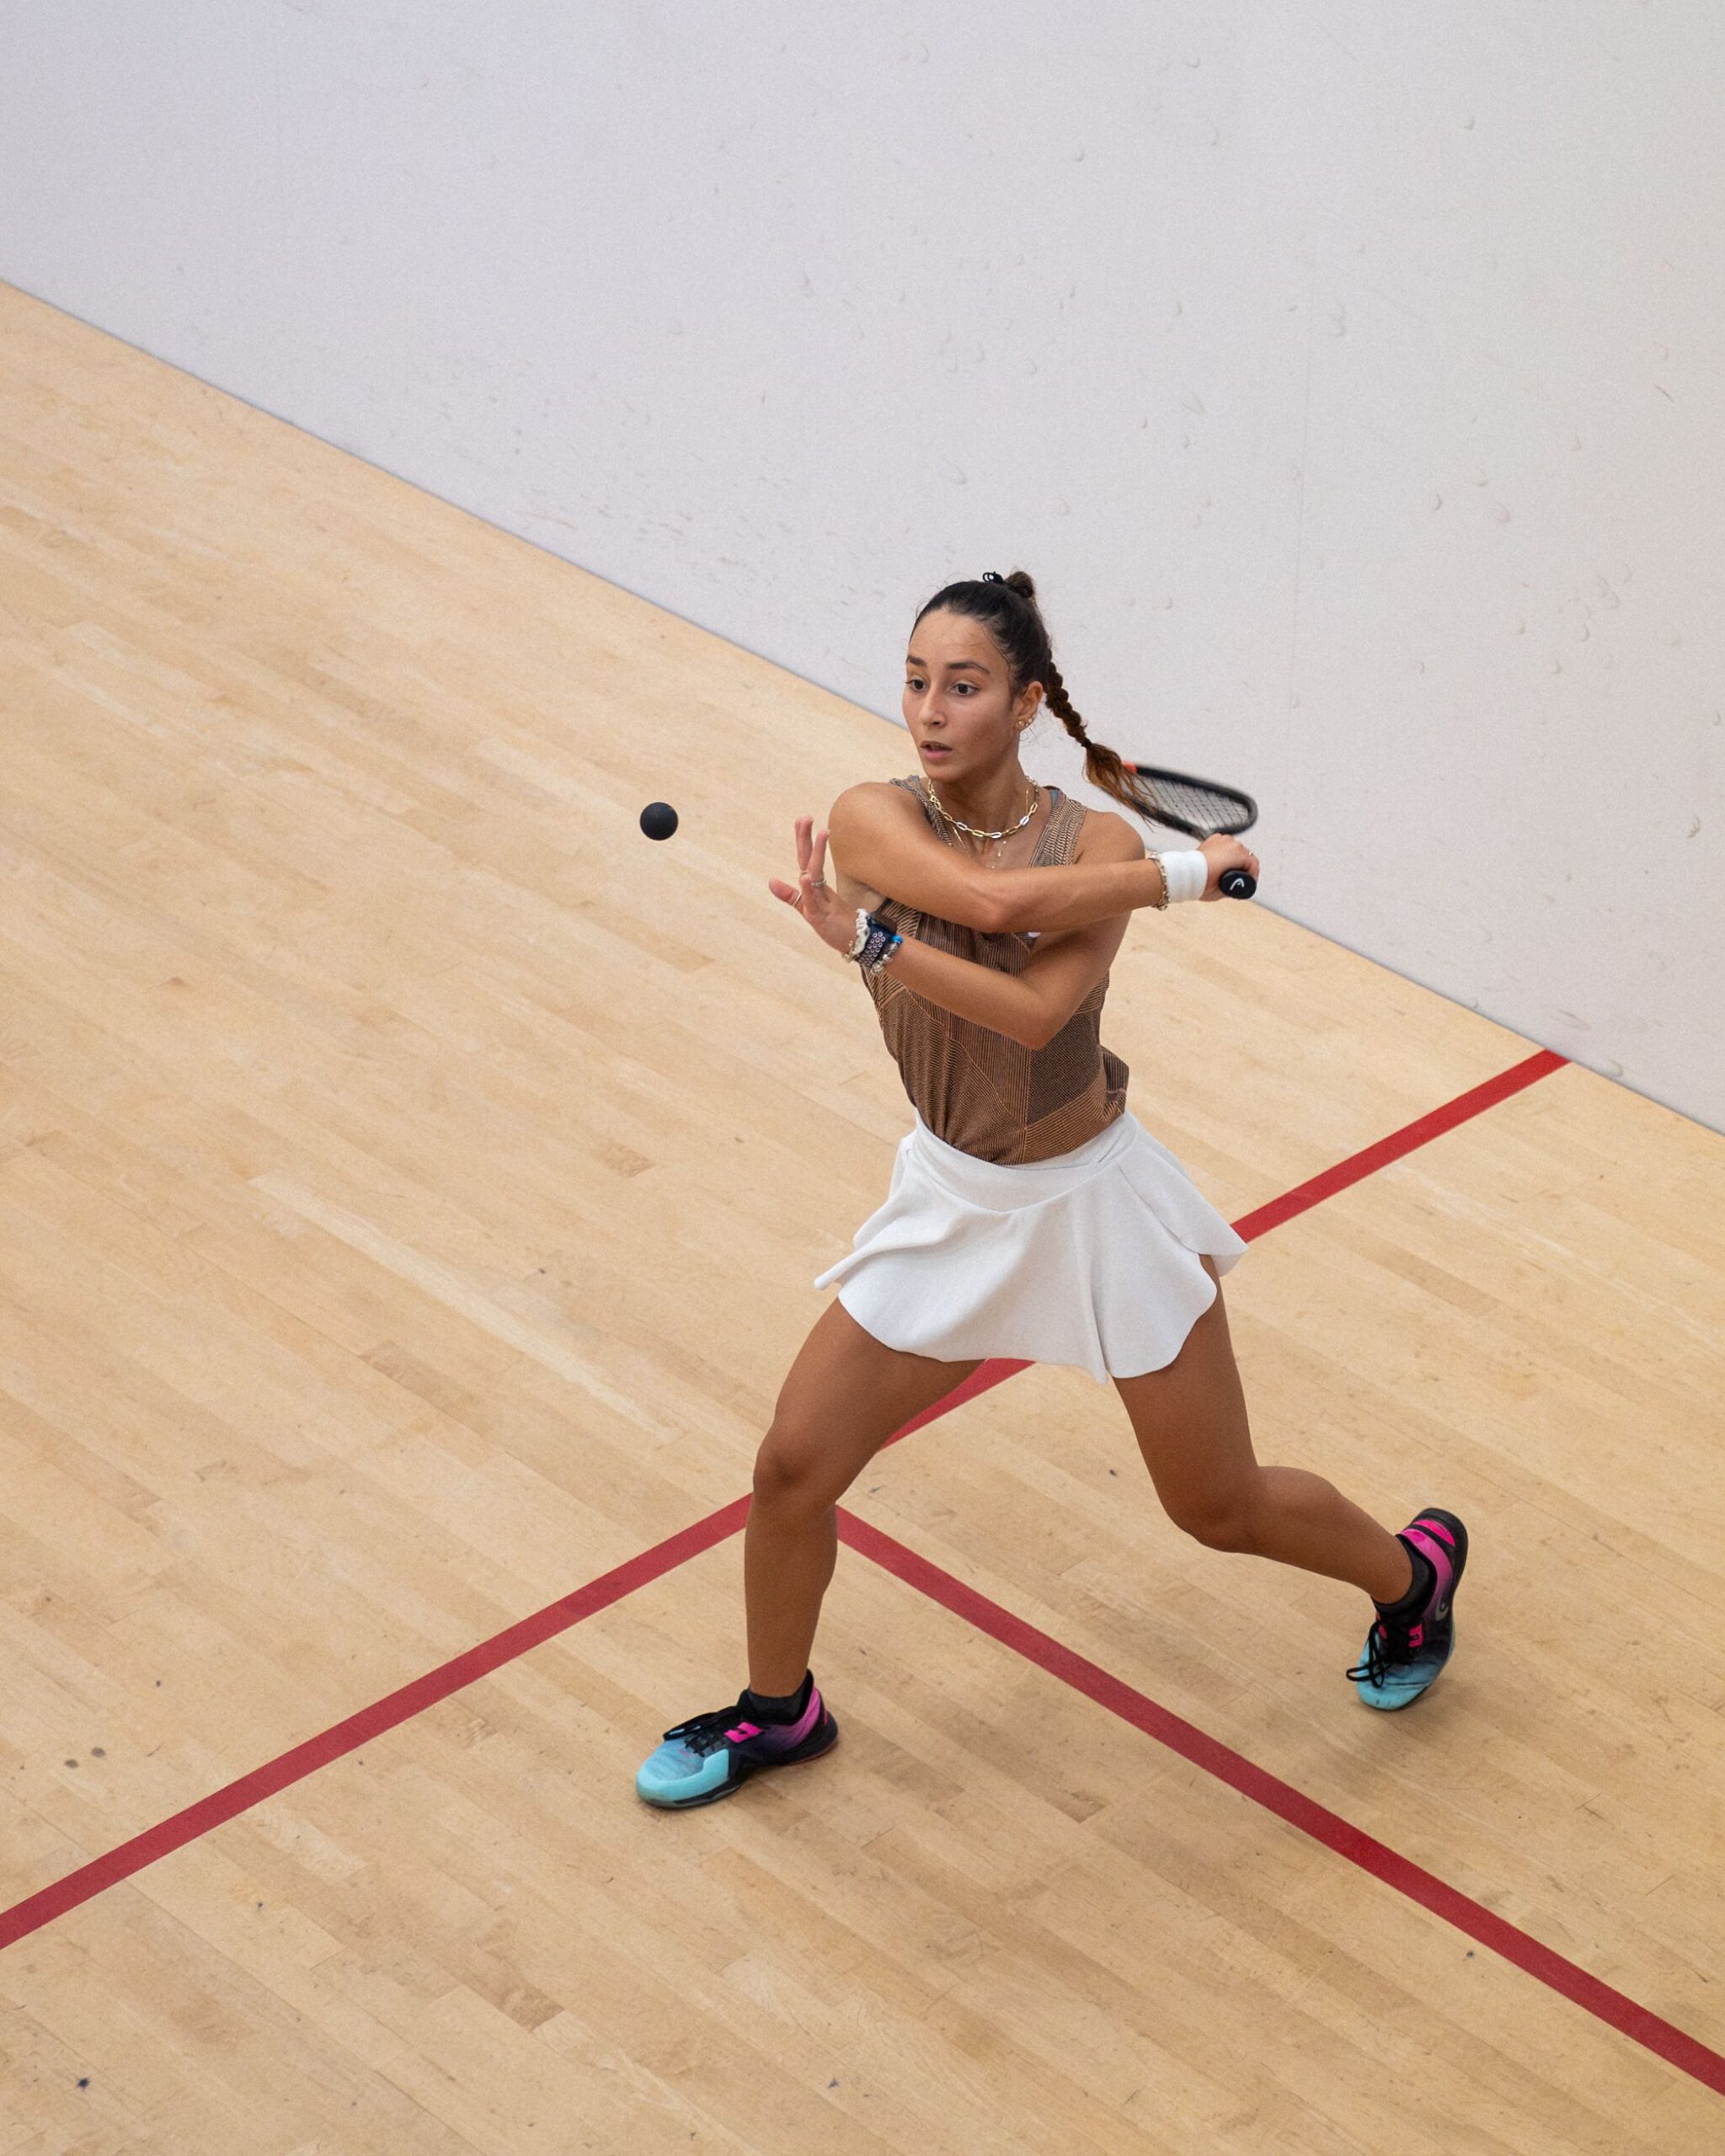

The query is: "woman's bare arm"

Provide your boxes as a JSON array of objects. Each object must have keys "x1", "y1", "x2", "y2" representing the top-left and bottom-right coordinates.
[
  {"x1": 853, "y1": 829, "x2": 1152, "y2": 1045},
  {"x1": 985, "y1": 853, "x2": 1169, "y2": 935}
]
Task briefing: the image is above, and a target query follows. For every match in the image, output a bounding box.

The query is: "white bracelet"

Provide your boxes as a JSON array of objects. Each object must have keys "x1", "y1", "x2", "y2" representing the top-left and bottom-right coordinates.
[{"x1": 1157, "y1": 849, "x2": 1208, "y2": 905}]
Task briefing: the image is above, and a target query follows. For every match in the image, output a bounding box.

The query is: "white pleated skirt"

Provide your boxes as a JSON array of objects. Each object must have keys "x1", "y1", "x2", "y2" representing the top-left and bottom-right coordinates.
[{"x1": 811, "y1": 1105, "x2": 1248, "y2": 1385}]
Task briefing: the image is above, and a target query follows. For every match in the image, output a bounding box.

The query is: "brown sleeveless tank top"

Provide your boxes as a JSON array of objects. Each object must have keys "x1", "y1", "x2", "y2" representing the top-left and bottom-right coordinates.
[{"x1": 859, "y1": 776, "x2": 1130, "y2": 1164}]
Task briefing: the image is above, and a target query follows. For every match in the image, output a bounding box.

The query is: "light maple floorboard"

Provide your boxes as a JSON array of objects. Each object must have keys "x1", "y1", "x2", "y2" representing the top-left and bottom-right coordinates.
[{"x1": 1, "y1": 280, "x2": 1721, "y2": 2150}]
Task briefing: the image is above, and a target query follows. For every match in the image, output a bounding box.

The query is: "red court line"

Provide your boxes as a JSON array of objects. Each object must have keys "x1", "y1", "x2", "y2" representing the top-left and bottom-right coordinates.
[
  {"x1": 0, "y1": 1498, "x2": 750, "y2": 1952},
  {"x1": 836, "y1": 1508, "x2": 1725, "y2": 2100},
  {"x1": 24, "y1": 1056, "x2": 1701, "y2": 2089},
  {"x1": 0, "y1": 1047, "x2": 1570, "y2": 1958},
  {"x1": 0, "y1": 1048, "x2": 1561, "y2": 1957},
  {"x1": 1232, "y1": 1047, "x2": 1567, "y2": 1241}
]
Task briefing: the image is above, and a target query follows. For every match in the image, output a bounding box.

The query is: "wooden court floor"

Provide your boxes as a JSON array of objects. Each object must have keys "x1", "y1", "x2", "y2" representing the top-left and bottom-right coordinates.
[{"x1": 3, "y1": 281, "x2": 1723, "y2": 2153}]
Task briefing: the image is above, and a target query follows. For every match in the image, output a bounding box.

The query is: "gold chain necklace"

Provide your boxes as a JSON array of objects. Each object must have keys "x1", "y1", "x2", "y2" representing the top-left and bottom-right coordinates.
[{"x1": 921, "y1": 776, "x2": 1039, "y2": 862}]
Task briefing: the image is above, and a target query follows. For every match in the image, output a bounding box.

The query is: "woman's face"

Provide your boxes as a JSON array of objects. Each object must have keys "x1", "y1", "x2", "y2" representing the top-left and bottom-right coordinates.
[{"x1": 902, "y1": 609, "x2": 1041, "y2": 777}]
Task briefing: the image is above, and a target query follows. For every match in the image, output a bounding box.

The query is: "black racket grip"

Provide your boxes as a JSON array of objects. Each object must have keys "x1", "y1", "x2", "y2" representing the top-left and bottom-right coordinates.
[{"x1": 1218, "y1": 867, "x2": 1256, "y2": 899}]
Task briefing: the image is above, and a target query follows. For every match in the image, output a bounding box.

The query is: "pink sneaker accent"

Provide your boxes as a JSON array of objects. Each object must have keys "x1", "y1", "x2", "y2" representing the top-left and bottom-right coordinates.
[
  {"x1": 1402, "y1": 1525, "x2": 1455, "y2": 1608},
  {"x1": 762, "y1": 1690, "x2": 824, "y2": 1751},
  {"x1": 731, "y1": 1684, "x2": 825, "y2": 1753}
]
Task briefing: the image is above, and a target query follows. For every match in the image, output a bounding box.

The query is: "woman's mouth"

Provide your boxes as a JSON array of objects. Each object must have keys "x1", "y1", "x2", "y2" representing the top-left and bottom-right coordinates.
[{"x1": 921, "y1": 743, "x2": 953, "y2": 760}]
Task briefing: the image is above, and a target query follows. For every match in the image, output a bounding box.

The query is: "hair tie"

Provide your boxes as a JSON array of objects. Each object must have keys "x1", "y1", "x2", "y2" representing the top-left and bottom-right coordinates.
[{"x1": 981, "y1": 569, "x2": 1005, "y2": 584}]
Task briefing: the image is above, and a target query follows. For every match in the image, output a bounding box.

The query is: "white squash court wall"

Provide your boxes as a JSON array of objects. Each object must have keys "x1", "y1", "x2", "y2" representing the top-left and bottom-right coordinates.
[{"x1": 4, "y1": 3, "x2": 1722, "y2": 1131}]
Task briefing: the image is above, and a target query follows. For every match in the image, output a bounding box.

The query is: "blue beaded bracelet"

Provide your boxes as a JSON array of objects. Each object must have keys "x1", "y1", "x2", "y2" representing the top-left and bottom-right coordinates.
[{"x1": 851, "y1": 910, "x2": 902, "y2": 979}]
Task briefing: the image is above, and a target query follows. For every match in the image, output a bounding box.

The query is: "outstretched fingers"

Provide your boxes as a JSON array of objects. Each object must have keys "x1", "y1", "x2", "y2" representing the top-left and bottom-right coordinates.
[{"x1": 769, "y1": 819, "x2": 832, "y2": 912}]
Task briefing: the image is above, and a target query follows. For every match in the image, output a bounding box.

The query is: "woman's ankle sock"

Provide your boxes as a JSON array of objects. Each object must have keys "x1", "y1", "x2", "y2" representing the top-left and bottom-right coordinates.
[{"x1": 744, "y1": 1671, "x2": 814, "y2": 1723}]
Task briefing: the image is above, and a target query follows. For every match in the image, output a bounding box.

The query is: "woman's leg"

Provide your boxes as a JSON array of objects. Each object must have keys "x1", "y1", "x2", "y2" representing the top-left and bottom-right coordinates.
[
  {"x1": 1112, "y1": 1256, "x2": 1413, "y2": 1604},
  {"x1": 745, "y1": 1297, "x2": 985, "y2": 1695}
]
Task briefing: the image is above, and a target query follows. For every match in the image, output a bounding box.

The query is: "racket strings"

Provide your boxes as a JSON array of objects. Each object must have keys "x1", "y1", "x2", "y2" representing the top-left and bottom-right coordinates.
[{"x1": 1123, "y1": 769, "x2": 1254, "y2": 836}]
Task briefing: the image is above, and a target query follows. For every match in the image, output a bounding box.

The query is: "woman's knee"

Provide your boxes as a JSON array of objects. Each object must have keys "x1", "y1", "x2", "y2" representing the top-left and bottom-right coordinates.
[
  {"x1": 1162, "y1": 1481, "x2": 1264, "y2": 1555},
  {"x1": 752, "y1": 1423, "x2": 840, "y2": 1513}
]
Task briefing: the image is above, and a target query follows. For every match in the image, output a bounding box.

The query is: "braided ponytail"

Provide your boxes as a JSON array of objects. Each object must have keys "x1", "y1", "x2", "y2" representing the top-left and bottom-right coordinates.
[{"x1": 913, "y1": 569, "x2": 1165, "y2": 825}]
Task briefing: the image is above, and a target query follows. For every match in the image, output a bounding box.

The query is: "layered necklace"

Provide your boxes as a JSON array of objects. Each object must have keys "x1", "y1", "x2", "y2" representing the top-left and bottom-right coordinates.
[{"x1": 921, "y1": 775, "x2": 1041, "y2": 863}]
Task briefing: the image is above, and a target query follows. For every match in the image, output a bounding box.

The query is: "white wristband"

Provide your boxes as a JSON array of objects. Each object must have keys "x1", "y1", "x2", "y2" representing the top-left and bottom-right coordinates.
[{"x1": 1161, "y1": 849, "x2": 1209, "y2": 905}]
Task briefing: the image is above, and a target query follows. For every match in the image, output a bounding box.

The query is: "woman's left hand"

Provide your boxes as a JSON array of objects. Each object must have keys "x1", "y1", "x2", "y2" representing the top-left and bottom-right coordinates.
[{"x1": 767, "y1": 816, "x2": 862, "y2": 956}]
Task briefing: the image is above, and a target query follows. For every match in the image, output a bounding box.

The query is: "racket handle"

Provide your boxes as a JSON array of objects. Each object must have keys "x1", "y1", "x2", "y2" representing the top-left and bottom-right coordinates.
[{"x1": 1218, "y1": 867, "x2": 1256, "y2": 899}]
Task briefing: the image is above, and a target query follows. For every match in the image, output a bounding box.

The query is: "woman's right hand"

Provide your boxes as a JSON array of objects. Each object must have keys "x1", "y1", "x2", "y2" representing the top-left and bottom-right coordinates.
[
  {"x1": 768, "y1": 816, "x2": 863, "y2": 955},
  {"x1": 1198, "y1": 833, "x2": 1260, "y2": 899}
]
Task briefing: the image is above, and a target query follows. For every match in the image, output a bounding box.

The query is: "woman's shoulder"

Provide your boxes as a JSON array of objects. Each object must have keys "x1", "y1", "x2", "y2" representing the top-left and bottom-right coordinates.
[
  {"x1": 889, "y1": 774, "x2": 942, "y2": 826},
  {"x1": 1068, "y1": 797, "x2": 1142, "y2": 862},
  {"x1": 833, "y1": 775, "x2": 937, "y2": 830},
  {"x1": 866, "y1": 774, "x2": 924, "y2": 803}
]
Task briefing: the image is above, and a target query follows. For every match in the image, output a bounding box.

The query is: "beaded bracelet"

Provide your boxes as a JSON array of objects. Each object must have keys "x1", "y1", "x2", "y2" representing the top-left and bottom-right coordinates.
[
  {"x1": 846, "y1": 906, "x2": 903, "y2": 979},
  {"x1": 861, "y1": 917, "x2": 902, "y2": 979}
]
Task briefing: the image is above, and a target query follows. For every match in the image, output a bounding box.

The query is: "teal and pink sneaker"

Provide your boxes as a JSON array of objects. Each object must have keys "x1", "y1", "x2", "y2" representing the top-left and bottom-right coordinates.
[
  {"x1": 635, "y1": 1673, "x2": 838, "y2": 1809},
  {"x1": 1348, "y1": 1509, "x2": 1469, "y2": 1710}
]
